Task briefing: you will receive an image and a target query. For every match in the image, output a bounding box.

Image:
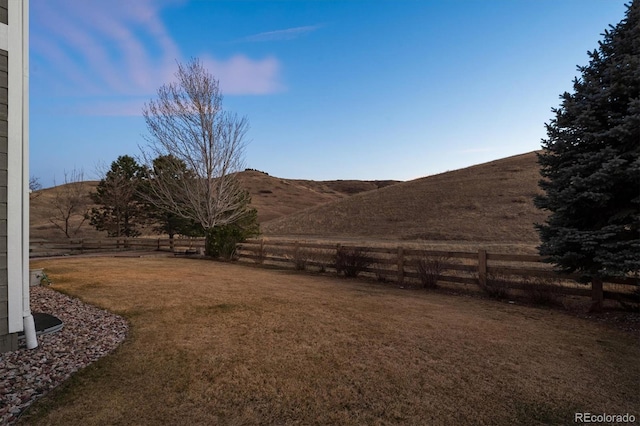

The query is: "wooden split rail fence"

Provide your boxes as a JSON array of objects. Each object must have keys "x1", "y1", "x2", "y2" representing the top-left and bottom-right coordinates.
[
  {"x1": 29, "y1": 237, "x2": 205, "y2": 257},
  {"x1": 29, "y1": 237, "x2": 638, "y2": 305},
  {"x1": 235, "y1": 239, "x2": 639, "y2": 305}
]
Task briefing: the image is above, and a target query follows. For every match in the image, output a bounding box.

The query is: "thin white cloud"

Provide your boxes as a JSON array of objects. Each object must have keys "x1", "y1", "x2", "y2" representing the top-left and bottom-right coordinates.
[
  {"x1": 30, "y1": 0, "x2": 283, "y2": 114},
  {"x1": 202, "y1": 55, "x2": 284, "y2": 95},
  {"x1": 239, "y1": 24, "x2": 323, "y2": 42},
  {"x1": 31, "y1": 0, "x2": 172, "y2": 95}
]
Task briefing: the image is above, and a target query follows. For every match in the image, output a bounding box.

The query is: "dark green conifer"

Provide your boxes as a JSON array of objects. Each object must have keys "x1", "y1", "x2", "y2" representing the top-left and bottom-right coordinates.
[
  {"x1": 89, "y1": 155, "x2": 147, "y2": 237},
  {"x1": 535, "y1": 2, "x2": 640, "y2": 284}
]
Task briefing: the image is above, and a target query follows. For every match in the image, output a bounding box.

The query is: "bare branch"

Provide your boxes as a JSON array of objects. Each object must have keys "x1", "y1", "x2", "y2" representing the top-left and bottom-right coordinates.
[
  {"x1": 141, "y1": 58, "x2": 250, "y2": 231},
  {"x1": 29, "y1": 176, "x2": 42, "y2": 199},
  {"x1": 48, "y1": 168, "x2": 89, "y2": 238}
]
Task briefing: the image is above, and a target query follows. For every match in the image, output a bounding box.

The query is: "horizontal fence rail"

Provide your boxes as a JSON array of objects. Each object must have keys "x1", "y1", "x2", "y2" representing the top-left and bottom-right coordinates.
[
  {"x1": 235, "y1": 238, "x2": 639, "y2": 306},
  {"x1": 29, "y1": 237, "x2": 205, "y2": 257},
  {"x1": 30, "y1": 237, "x2": 639, "y2": 306}
]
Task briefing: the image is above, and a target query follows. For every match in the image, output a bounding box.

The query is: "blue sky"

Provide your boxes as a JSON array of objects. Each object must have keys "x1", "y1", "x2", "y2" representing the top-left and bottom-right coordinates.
[{"x1": 30, "y1": 0, "x2": 628, "y2": 188}]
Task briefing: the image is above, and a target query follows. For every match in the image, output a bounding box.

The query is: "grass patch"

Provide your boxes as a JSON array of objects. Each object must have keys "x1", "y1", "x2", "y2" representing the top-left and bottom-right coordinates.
[
  {"x1": 480, "y1": 273, "x2": 512, "y2": 299},
  {"x1": 334, "y1": 246, "x2": 371, "y2": 277},
  {"x1": 23, "y1": 257, "x2": 640, "y2": 425},
  {"x1": 193, "y1": 303, "x2": 242, "y2": 314},
  {"x1": 513, "y1": 400, "x2": 574, "y2": 425}
]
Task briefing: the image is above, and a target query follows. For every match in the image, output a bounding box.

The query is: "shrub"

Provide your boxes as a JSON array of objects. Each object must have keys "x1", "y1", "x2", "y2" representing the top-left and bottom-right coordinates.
[
  {"x1": 244, "y1": 168, "x2": 269, "y2": 175},
  {"x1": 205, "y1": 209, "x2": 260, "y2": 260},
  {"x1": 416, "y1": 256, "x2": 448, "y2": 289},
  {"x1": 523, "y1": 277, "x2": 562, "y2": 306},
  {"x1": 40, "y1": 271, "x2": 52, "y2": 286},
  {"x1": 335, "y1": 246, "x2": 371, "y2": 278},
  {"x1": 293, "y1": 256, "x2": 307, "y2": 271},
  {"x1": 374, "y1": 264, "x2": 390, "y2": 283},
  {"x1": 288, "y1": 247, "x2": 314, "y2": 271},
  {"x1": 480, "y1": 273, "x2": 511, "y2": 299},
  {"x1": 316, "y1": 250, "x2": 336, "y2": 273},
  {"x1": 205, "y1": 225, "x2": 244, "y2": 260}
]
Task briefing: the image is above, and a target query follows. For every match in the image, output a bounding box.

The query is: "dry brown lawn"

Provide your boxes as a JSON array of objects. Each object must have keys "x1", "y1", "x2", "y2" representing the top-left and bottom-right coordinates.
[{"x1": 23, "y1": 256, "x2": 639, "y2": 425}]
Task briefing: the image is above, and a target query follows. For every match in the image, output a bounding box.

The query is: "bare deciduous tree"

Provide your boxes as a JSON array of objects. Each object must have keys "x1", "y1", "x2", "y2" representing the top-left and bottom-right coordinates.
[
  {"x1": 29, "y1": 176, "x2": 42, "y2": 199},
  {"x1": 49, "y1": 168, "x2": 89, "y2": 238},
  {"x1": 141, "y1": 58, "x2": 250, "y2": 233}
]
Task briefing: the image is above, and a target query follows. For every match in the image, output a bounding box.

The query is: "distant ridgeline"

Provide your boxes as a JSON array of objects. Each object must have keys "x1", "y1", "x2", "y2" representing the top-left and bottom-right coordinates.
[{"x1": 244, "y1": 168, "x2": 269, "y2": 175}]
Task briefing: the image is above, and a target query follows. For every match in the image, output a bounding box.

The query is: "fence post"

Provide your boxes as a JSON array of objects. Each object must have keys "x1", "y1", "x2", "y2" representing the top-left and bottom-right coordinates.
[
  {"x1": 478, "y1": 249, "x2": 487, "y2": 287},
  {"x1": 397, "y1": 246, "x2": 404, "y2": 285},
  {"x1": 590, "y1": 278, "x2": 603, "y2": 312}
]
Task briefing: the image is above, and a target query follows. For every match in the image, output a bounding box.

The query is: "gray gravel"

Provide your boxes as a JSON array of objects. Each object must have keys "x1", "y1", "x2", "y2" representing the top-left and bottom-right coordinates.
[{"x1": 0, "y1": 286, "x2": 129, "y2": 425}]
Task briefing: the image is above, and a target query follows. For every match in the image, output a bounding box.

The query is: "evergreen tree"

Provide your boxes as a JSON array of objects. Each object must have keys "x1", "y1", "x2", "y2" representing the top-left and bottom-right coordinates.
[
  {"x1": 204, "y1": 191, "x2": 260, "y2": 259},
  {"x1": 535, "y1": 2, "x2": 640, "y2": 287},
  {"x1": 141, "y1": 155, "x2": 205, "y2": 245},
  {"x1": 90, "y1": 155, "x2": 147, "y2": 237}
]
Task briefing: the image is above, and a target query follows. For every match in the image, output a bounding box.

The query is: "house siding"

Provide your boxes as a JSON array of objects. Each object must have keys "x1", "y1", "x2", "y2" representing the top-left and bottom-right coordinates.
[
  {"x1": 0, "y1": 0, "x2": 7, "y2": 25},
  {"x1": 0, "y1": 47, "x2": 12, "y2": 352},
  {"x1": 0, "y1": 0, "x2": 15, "y2": 352}
]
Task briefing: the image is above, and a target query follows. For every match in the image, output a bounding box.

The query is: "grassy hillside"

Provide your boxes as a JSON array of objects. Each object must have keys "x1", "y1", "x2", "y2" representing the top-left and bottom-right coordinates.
[
  {"x1": 262, "y1": 151, "x2": 547, "y2": 246},
  {"x1": 31, "y1": 152, "x2": 546, "y2": 247},
  {"x1": 29, "y1": 173, "x2": 398, "y2": 240},
  {"x1": 236, "y1": 171, "x2": 398, "y2": 223},
  {"x1": 30, "y1": 181, "x2": 102, "y2": 241}
]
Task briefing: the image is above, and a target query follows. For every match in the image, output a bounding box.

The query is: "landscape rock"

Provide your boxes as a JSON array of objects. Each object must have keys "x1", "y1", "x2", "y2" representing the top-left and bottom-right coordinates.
[{"x1": 0, "y1": 286, "x2": 128, "y2": 425}]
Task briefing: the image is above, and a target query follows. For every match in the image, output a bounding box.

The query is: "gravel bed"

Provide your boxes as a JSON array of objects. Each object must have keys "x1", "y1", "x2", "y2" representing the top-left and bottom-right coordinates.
[{"x1": 0, "y1": 286, "x2": 129, "y2": 425}]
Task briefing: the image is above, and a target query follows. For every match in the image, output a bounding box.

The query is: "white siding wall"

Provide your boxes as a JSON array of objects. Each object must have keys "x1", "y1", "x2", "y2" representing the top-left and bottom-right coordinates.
[{"x1": 6, "y1": 0, "x2": 28, "y2": 335}]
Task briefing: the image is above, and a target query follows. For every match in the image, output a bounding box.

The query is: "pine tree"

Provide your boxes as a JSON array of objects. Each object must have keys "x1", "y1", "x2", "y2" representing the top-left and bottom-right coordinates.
[
  {"x1": 90, "y1": 155, "x2": 147, "y2": 238},
  {"x1": 141, "y1": 155, "x2": 205, "y2": 249},
  {"x1": 535, "y1": 2, "x2": 640, "y2": 295}
]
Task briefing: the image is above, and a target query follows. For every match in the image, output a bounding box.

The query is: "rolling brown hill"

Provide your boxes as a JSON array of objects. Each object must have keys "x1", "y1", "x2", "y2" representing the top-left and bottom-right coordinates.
[
  {"x1": 30, "y1": 152, "x2": 546, "y2": 249},
  {"x1": 30, "y1": 180, "x2": 102, "y2": 241},
  {"x1": 236, "y1": 171, "x2": 399, "y2": 223},
  {"x1": 29, "y1": 173, "x2": 399, "y2": 240},
  {"x1": 261, "y1": 151, "x2": 547, "y2": 248}
]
